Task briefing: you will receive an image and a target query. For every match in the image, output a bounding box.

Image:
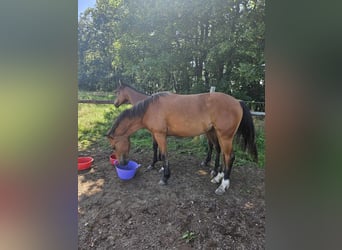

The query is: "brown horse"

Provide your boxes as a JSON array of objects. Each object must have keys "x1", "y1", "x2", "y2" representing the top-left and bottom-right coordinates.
[
  {"x1": 113, "y1": 82, "x2": 222, "y2": 174},
  {"x1": 107, "y1": 92, "x2": 257, "y2": 195}
]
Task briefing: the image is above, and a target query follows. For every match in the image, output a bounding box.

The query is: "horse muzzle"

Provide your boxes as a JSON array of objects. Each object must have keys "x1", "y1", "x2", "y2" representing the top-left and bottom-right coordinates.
[{"x1": 119, "y1": 155, "x2": 128, "y2": 166}]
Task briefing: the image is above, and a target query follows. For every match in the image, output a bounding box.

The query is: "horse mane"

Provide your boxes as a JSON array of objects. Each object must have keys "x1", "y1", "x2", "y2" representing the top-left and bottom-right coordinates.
[
  {"x1": 118, "y1": 82, "x2": 148, "y2": 96},
  {"x1": 107, "y1": 92, "x2": 170, "y2": 136}
]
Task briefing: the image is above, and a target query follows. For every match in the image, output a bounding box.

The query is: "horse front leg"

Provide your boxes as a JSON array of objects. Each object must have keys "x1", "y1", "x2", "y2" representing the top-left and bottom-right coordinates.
[
  {"x1": 201, "y1": 139, "x2": 213, "y2": 167},
  {"x1": 209, "y1": 133, "x2": 223, "y2": 182},
  {"x1": 146, "y1": 138, "x2": 159, "y2": 171},
  {"x1": 202, "y1": 130, "x2": 216, "y2": 167},
  {"x1": 153, "y1": 133, "x2": 170, "y2": 185},
  {"x1": 159, "y1": 154, "x2": 170, "y2": 185}
]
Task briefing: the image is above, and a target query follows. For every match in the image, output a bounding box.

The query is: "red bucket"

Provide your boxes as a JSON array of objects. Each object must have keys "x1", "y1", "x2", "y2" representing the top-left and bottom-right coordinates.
[
  {"x1": 78, "y1": 157, "x2": 94, "y2": 171},
  {"x1": 109, "y1": 154, "x2": 118, "y2": 166}
]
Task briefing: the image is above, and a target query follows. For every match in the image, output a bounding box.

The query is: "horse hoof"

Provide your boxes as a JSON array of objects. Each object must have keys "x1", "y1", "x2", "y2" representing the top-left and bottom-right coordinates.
[
  {"x1": 144, "y1": 165, "x2": 153, "y2": 172},
  {"x1": 158, "y1": 180, "x2": 167, "y2": 185},
  {"x1": 215, "y1": 179, "x2": 230, "y2": 195},
  {"x1": 211, "y1": 172, "x2": 223, "y2": 184},
  {"x1": 210, "y1": 170, "x2": 217, "y2": 178},
  {"x1": 215, "y1": 187, "x2": 225, "y2": 195},
  {"x1": 211, "y1": 178, "x2": 219, "y2": 184},
  {"x1": 158, "y1": 167, "x2": 164, "y2": 173}
]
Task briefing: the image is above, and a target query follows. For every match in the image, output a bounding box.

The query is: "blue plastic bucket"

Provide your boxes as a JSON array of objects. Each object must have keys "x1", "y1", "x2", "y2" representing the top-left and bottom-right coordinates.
[{"x1": 115, "y1": 161, "x2": 140, "y2": 180}]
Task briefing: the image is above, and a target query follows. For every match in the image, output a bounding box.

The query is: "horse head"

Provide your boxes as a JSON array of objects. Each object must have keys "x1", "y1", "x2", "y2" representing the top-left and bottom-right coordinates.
[
  {"x1": 114, "y1": 82, "x2": 129, "y2": 107},
  {"x1": 106, "y1": 134, "x2": 131, "y2": 166}
]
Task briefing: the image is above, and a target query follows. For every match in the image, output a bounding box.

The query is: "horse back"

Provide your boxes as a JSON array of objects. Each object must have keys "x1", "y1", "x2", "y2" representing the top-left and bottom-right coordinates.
[{"x1": 143, "y1": 93, "x2": 242, "y2": 137}]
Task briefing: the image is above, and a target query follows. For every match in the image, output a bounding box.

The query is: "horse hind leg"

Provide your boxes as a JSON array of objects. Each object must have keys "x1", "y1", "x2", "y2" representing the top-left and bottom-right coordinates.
[
  {"x1": 201, "y1": 129, "x2": 216, "y2": 167},
  {"x1": 215, "y1": 151, "x2": 235, "y2": 195},
  {"x1": 201, "y1": 139, "x2": 213, "y2": 167},
  {"x1": 211, "y1": 134, "x2": 221, "y2": 179},
  {"x1": 202, "y1": 130, "x2": 222, "y2": 179},
  {"x1": 210, "y1": 138, "x2": 223, "y2": 183}
]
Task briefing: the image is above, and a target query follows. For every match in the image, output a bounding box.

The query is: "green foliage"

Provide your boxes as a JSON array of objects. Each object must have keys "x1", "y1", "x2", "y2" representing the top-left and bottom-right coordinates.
[{"x1": 78, "y1": 0, "x2": 265, "y2": 102}]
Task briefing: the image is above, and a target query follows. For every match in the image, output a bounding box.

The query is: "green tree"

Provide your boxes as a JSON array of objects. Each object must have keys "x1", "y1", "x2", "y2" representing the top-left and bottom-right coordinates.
[{"x1": 78, "y1": 0, "x2": 265, "y2": 102}]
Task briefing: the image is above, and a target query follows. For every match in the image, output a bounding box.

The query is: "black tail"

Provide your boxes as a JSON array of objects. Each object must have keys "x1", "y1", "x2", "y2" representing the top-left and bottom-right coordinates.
[{"x1": 236, "y1": 101, "x2": 258, "y2": 162}]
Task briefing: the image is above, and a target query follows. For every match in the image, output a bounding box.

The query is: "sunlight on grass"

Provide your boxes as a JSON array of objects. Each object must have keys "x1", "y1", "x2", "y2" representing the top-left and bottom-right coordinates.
[{"x1": 78, "y1": 104, "x2": 129, "y2": 150}]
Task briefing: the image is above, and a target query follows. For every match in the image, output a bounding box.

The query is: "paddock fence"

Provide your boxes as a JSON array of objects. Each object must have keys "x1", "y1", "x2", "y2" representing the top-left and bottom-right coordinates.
[{"x1": 78, "y1": 87, "x2": 265, "y2": 117}]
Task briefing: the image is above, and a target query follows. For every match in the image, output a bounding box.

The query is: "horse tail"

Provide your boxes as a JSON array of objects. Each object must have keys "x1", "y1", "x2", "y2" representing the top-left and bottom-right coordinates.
[{"x1": 236, "y1": 101, "x2": 258, "y2": 162}]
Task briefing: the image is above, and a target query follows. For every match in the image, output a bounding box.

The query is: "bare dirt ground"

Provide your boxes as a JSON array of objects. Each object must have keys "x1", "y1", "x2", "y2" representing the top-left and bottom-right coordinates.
[{"x1": 78, "y1": 146, "x2": 265, "y2": 249}]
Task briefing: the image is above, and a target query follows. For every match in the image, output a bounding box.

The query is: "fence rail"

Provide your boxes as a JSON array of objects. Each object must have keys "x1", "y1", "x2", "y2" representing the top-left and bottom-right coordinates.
[
  {"x1": 78, "y1": 100, "x2": 114, "y2": 104},
  {"x1": 250, "y1": 111, "x2": 265, "y2": 116},
  {"x1": 244, "y1": 101, "x2": 265, "y2": 113}
]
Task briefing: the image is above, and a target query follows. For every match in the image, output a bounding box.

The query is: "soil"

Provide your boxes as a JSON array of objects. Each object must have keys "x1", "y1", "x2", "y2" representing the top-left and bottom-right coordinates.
[{"x1": 78, "y1": 146, "x2": 265, "y2": 249}]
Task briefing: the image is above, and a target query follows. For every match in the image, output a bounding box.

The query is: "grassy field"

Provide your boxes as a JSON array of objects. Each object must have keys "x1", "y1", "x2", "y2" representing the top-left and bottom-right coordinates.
[{"x1": 78, "y1": 91, "x2": 265, "y2": 167}]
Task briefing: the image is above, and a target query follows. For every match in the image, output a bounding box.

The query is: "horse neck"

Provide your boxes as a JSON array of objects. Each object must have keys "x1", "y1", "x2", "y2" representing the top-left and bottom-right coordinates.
[
  {"x1": 115, "y1": 116, "x2": 144, "y2": 137},
  {"x1": 126, "y1": 88, "x2": 149, "y2": 105}
]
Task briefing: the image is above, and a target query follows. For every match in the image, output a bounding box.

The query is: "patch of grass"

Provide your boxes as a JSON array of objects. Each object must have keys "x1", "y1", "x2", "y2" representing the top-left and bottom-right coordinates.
[
  {"x1": 255, "y1": 126, "x2": 265, "y2": 167},
  {"x1": 131, "y1": 132, "x2": 207, "y2": 158},
  {"x1": 253, "y1": 118, "x2": 265, "y2": 168},
  {"x1": 181, "y1": 230, "x2": 196, "y2": 243},
  {"x1": 233, "y1": 127, "x2": 265, "y2": 168},
  {"x1": 167, "y1": 136, "x2": 207, "y2": 156},
  {"x1": 131, "y1": 129, "x2": 154, "y2": 151}
]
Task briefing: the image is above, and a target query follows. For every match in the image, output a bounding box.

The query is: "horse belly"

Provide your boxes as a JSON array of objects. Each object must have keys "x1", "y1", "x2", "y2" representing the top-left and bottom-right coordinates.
[{"x1": 166, "y1": 118, "x2": 210, "y2": 137}]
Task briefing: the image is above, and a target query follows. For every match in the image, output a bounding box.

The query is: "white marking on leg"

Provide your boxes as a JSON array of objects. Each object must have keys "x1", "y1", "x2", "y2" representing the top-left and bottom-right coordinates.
[
  {"x1": 211, "y1": 172, "x2": 224, "y2": 183},
  {"x1": 215, "y1": 179, "x2": 230, "y2": 195},
  {"x1": 210, "y1": 170, "x2": 216, "y2": 178},
  {"x1": 221, "y1": 179, "x2": 230, "y2": 190}
]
